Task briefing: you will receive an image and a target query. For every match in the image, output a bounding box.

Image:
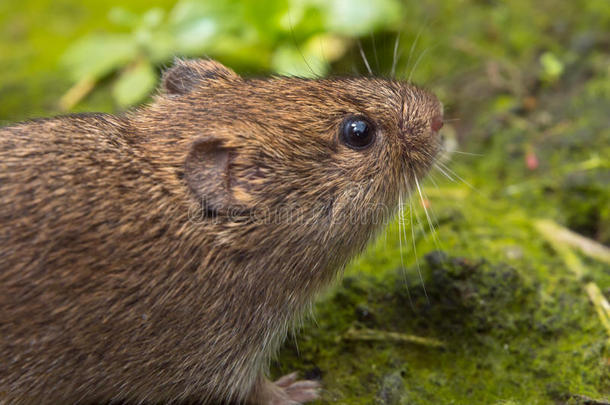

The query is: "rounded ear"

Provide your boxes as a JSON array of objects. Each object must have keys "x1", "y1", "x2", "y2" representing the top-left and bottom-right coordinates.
[
  {"x1": 185, "y1": 137, "x2": 253, "y2": 215},
  {"x1": 162, "y1": 59, "x2": 241, "y2": 95}
]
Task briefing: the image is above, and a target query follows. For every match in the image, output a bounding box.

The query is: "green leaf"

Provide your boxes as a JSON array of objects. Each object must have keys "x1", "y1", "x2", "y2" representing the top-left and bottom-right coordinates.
[
  {"x1": 112, "y1": 60, "x2": 157, "y2": 108},
  {"x1": 61, "y1": 34, "x2": 138, "y2": 81}
]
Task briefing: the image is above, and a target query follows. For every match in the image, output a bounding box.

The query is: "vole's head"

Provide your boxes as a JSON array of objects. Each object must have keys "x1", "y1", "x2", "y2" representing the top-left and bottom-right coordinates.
[{"x1": 153, "y1": 58, "x2": 443, "y2": 266}]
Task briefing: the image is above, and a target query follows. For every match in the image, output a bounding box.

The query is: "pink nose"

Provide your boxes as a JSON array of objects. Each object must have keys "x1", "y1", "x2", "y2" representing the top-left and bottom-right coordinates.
[{"x1": 431, "y1": 115, "x2": 444, "y2": 132}]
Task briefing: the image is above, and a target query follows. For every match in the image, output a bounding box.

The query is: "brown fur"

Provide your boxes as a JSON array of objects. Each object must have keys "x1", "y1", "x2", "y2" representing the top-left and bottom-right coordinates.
[{"x1": 0, "y1": 59, "x2": 443, "y2": 404}]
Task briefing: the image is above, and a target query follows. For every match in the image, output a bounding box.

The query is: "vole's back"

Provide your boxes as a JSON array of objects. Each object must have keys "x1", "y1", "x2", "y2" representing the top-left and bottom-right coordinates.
[
  {"x1": 0, "y1": 115, "x2": 131, "y2": 287},
  {"x1": 0, "y1": 116, "x2": 204, "y2": 403},
  {"x1": 0, "y1": 114, "x2": 154, "y2": 287}
]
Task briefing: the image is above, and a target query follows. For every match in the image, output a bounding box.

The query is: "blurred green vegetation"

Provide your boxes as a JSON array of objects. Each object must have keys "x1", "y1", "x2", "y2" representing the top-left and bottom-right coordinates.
[
  {"x1": 1, "y1": 0, "x2": 609, "y2": 404},
  {"x1": 59, "y1": 0, "x2": 402, "y2": 107}
]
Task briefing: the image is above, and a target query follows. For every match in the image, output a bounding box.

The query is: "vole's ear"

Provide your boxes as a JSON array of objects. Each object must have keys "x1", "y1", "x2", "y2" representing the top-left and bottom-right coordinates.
[
  {"x1": 185, "y1": 138, "x2": 253, "y2": 215},
  {"x1": 162, "y1": 59, "x2": 241, "y2": 95}
]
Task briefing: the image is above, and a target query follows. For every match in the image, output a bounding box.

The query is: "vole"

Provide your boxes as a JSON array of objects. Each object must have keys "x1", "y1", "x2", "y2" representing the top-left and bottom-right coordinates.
[{"x1": 0, "y1": 59, "x2": 443, "y2": 404}]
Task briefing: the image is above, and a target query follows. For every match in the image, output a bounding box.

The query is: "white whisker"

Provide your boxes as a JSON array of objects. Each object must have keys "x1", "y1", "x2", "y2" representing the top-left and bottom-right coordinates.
[
  {"x1": 414, "y1": 175, "x2": 442, "y2": 251},
  {"x1": 358, "y1": 41, "x2": 373, "y2": 76},
  {"x1": 287, "y1": 12, "x2": 317, "y2": 77},
  {"x1": 398, "y1": 194, "x2": 414, "y2": 309},
  {"x1": 405, "y1": 174, "x2": 429, "y2": 305},
  {"x1": 433, "y1": 162, "x2": 456, "y2": 182},
  {"x1": 405, "y1": 25, "x2": 424, "y2": 77},
  {"x1": 412, "y1": 186, "x2": 428, "y2": 241},
  {"x1": 427, "y1": 171, "x2": 440, "y2": 189},
  {"x1": 448, "y1": 150, "x2": 483, "y2": 157},
  {"x1": 390, "y1": 34, "x2": 401, "y2": 78},
  {"x1": 436, "y1": 160, "x2": 480, "y2": 194}
]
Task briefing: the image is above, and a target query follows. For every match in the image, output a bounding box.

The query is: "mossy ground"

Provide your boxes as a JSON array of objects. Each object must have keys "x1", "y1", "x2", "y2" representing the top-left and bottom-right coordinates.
[{"x1": 1, "y1": 1, "x2": 609, "y2": 404}]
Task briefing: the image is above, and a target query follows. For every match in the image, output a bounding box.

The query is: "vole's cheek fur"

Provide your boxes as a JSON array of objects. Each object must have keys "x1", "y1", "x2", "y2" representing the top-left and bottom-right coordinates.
[{"x1": 0, "y1": 58, "x2": 443, "y2": 404}]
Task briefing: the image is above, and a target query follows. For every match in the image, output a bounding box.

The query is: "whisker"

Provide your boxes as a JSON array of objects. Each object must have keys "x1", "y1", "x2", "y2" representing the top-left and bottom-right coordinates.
[
  {"x1": 408, "y1": 46, "x2": 432, "y2": 83},
  {"x1": 405, "y1": 25, "x2": 424, "y2": 77},
  {"x1": 448, "y1": 150, "x2": 483, "y2": 157},
  {"x1": 406, "y1": 173, "x2": 429, "y2": 305},
  {"x1": 423, "y1": 187, "x2": 443, "y2": 247},
  {"x1": 411, "y1": 182, "x2": 428, "y2": 241},
  {"x1": 435, "y1": 160, "x2": 481, "y2": 194},
  {"x1": 287, "y1": 12, "x2": 317, "y2": 77},
  {"x1": 426, "y1": 171, "x2": 441, "y2": 189},
  {"x1": 414, "y1": 175, "x2": 443, "y2": 251},
  {"x1": 398, "y1": 194, "x2": 415, "y2": 310},
  {"x1": 390, "y1": 34, "x2": 401, "y2": 78},
  {"x1": 358, "y1": 40, "x2": 373, "y2": 76},
  {"x1": 433, "y1": 162, "x2": 456, "y2": 182}
]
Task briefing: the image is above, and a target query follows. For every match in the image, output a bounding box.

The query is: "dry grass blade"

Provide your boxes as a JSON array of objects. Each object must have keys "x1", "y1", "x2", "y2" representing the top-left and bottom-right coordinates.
[
  {"x1": 586, "y1": 283, "x2": 610, "y2": 339},
  {"x1": 343, "y1": 327, "x2": 445, "y2": 348},
  {"x1": 535, "y1": 219, "x2": 610, "y2": 265},
  {"x1": 59, "y1": 76, "x2": 96, "y2": 111}
]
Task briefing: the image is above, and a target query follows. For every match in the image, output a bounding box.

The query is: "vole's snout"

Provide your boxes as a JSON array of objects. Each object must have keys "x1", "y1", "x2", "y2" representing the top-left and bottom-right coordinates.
[
  {"x1": 430, "y1": 99, "x2": 444, "y2": 133},
  {"x1": 430, "y1": 115, "x2": 444, "y2": 133}
]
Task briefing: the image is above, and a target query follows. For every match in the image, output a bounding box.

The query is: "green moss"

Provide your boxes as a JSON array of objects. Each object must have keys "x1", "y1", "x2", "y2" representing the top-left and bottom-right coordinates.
[{"x1": 274, "y1": 251, "x2": 607, "y2": 404}]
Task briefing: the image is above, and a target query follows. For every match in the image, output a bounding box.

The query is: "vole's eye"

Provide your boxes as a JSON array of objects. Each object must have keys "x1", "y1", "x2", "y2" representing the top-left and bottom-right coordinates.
[{"x1": 340, "y1": 115, "x2": 375, "y2": 150}]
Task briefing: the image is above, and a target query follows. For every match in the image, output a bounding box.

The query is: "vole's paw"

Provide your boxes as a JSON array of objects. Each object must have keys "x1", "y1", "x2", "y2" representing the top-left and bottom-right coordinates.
[{"x1": 270, "y1": 372, "x2": 321, "y2": 404}]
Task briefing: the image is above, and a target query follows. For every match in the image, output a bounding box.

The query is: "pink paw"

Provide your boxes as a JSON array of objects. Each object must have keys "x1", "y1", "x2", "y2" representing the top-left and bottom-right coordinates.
[{"x1": 270, "y1": 372, "x2": 321, "y2": 405}]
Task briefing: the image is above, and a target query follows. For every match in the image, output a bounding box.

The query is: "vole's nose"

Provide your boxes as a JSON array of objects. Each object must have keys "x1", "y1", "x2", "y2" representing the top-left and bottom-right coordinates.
[{"x1": 430, "y1": 115, "x2": 444, "y2": 133}]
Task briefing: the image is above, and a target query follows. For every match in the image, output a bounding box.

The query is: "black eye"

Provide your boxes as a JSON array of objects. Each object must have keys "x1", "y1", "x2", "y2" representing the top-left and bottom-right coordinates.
[{"x1": 340, "y1": 115, "x2": 375, "y2": 150}]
